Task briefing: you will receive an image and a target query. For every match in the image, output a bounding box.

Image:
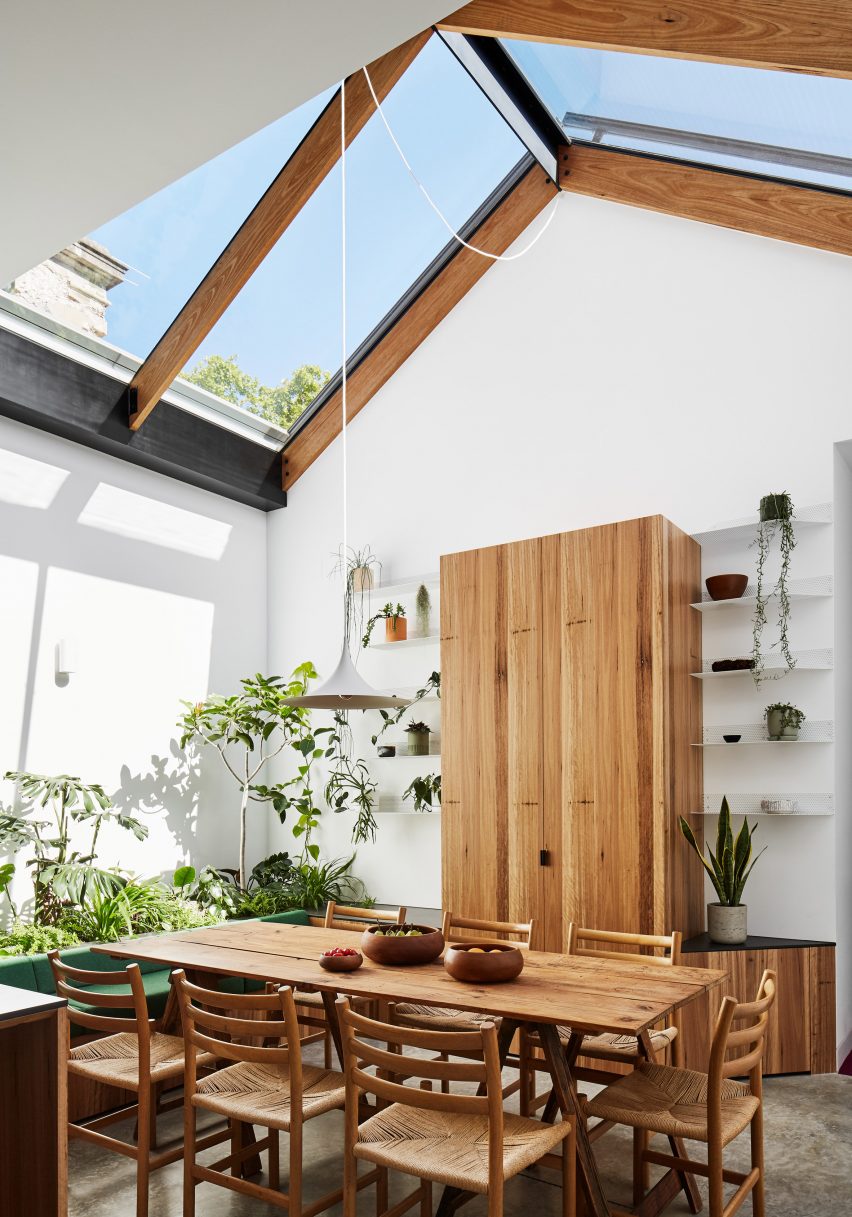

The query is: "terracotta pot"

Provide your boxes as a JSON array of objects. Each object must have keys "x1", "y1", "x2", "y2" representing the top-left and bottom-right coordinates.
[
  {"x1": 705, "y1": 574, "x2": 749, "y2": 601},
  {"x1": 444, "y1": 942, "x2": 525, "y2": 984},
  {"x1": 319, "y1": 950, "x2": 363, "y2": 973},
  {"x1": 385, "y1": 616, "x2": 407, "y2": 642},
  {"x1": 361, "y1": 924, "x2": 444, "y2": 966},
  {"x1": 707, "y1": 902, "x2": 747, "y2": 945}
]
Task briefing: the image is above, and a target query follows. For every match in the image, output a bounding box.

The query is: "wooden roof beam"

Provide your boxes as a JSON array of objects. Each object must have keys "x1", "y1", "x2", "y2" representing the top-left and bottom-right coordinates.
[
  {"x1": 558, "y1": 142, "x2": 852, "y2": 257},
  {"x1": 128, "y1": 30, "x2": 430, "y2": 430},
  {"x1": 439, "y1": 1, "x2": 852, "y2": 78}
]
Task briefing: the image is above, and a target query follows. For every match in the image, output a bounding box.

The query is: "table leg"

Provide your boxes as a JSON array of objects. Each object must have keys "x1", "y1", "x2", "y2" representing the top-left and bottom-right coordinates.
[
  {"x1": 538, "y1": 1023, "x2": 610, "y2": 1217},
  {"x1": 321, "y1": 990, "x2": 345, "y2": 1069}
]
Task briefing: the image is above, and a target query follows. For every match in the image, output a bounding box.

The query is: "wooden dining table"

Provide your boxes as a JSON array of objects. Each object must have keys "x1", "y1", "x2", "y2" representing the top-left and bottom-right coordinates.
[{"x1": 97, "y1": 921, "x2": 726, "y2": 1217}]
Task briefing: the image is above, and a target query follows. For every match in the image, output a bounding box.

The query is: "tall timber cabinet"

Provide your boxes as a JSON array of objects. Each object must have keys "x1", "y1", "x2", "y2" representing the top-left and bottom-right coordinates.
[{"x1": 440, "y1": 514, "x2": 703, "y2": 950}]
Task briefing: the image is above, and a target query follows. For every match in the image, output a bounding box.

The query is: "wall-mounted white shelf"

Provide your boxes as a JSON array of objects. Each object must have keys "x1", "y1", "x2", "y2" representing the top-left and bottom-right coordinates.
[
  {"x1": 692, "y1": 503, "x2": 831, "y2": 545},
  {"x1": 691, "y1": 648, "x2": 833, "y2": 679},
  {"x1": 696, "y1": 792, "x2": 834, "y2": 817},
  {"x1": 691, "y1": 575, "x2": 832, "y2": 611},
  {"x1": 372, "y1": 573, "x2": 440, "y2": 598},
  {"x1": 373, "y1": 810, "x2": 441, "y2": 817},
  {"x1": 695, "y1": 720, "x2": 833, "y2": 746},
  {"x1": 371, "y1": 633, "x2": 440, "y2": 650},
  {"x1": 374, "y1": 750, "x2": 441, "y2": 760}
]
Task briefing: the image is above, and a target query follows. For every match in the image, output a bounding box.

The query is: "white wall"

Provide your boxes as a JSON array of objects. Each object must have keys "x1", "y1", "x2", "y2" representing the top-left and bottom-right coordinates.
[
  {"x1": 268, "y1": 192, "x2": 852, "y2": 1053},
  {"x1": 0, "y1": 415, "x2": 267, "y2": 915},
  {"x1": 833, "y1": 446, "x2": 852, "y2": 1064}
]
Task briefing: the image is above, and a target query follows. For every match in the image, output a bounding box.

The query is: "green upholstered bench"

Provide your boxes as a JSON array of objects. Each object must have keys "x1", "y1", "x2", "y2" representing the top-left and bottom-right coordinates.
[{"x1": 0, "y1": 908, "x2": 311, "y2": 1025}]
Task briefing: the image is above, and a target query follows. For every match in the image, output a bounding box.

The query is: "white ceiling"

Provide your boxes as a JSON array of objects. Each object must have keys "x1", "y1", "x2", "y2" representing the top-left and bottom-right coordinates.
[{"x1": 0, "y1": 1, "x2": 453, "y2": 284}]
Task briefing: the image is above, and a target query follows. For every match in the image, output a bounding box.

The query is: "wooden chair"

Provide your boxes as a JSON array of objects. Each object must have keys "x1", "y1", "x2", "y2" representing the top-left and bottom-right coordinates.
[
  {"x1": 49, "y1": 951, "x2": 225, "y2": 1217},
  {"x1": 174, "y1": 969, "x2": 379, "y2": 1215},
  {"x1": 337, "y1": 996, "x2": 576, "y2": 1217},
  {"x1": 296, "y1": 902, "x2": 407, "y2": 1066},
  {"x1": 519, "y1": 924, "x2": 683, "y2": 1116},
  {"x1": 586, "y1": 969, "x2": 777, "y2": 1217}
]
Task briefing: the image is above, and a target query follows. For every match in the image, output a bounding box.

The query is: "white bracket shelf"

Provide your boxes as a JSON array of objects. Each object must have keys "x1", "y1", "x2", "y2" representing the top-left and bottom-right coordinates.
[
  {"x1": 691, "y1": 648, "x2": 833, "y2": 679},
  {"x1": 695, "y1": 720, "x2": 833, "y2": 746},
  {"x1": 370, "y1": 633, "x2": 440, "y2": 650},
  {"x1": 695, "y1": 792, "x2": 834, "y2": 817},
  {"x1": 691, "y1": 575, "x2": 832, "y2": 611},
  {"x1": 692, "y1": 502, "x2": 832, "y2": 545}
]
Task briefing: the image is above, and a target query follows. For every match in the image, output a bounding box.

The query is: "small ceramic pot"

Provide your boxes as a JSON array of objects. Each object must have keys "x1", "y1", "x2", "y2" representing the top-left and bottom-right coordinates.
[
  {"x1": 705, "y1": 574, "x2": 749, "y2": 601},
  {"x1": 707, "y1": 902, "x2": 747, "y2": 945},
  {"x1": 406, "y1": 731, "x2": 430, "y2": 756},
  {"x1": 780, "y1": 726, "x2": 800, "y2": 741},
  {"x1": 377, "y1": 745, "x2": 396, "y2": 758},
  {"x1": 760, "y1": 494, "x2": 792, "y2": 523},
  {"x1": 351, "y1": 567, "x2": 374, "y2": 594},
  {"x1": 385, "y1": 616, "x2": 407, "y2": 642}
]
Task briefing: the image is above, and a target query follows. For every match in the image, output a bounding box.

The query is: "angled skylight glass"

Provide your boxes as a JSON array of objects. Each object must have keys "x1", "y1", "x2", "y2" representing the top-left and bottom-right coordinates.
[
  {"x1": 502, "y1": 40, "x2": 852, "y2": 191},
  {"x1": 190, "y1": 34, "x2": 524, "y2": 428}
]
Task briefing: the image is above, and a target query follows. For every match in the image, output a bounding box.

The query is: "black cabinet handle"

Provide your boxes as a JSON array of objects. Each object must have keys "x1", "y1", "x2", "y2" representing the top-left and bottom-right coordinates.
[{"x1": 539, "y1": 849, "x2": 550, "y2": 866}]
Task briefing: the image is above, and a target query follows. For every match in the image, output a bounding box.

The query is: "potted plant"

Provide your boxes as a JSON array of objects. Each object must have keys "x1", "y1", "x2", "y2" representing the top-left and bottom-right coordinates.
[
  {"x1": 349, "y1": 546, "x2": 381, "y2": 594},
  {"x1": 403, "y1": 773, "x2": 441, "y2": 813},
  {"x1": 362, "y1": 602, "x2": 407, "y2": 646},
  {"x1": 679, "y1": 798, "x2": 764, "y2": 944},
  {"x1": 405, "y1": 721, "x2": 431, "y2": 756},
  {"x1": 765, "y1": 701, "x2": 805, "y2": 741},
  {"x1": 416, "y1": 583, "x2": 432, "y2": 637},
  {"x1": 752, "y1": 491, "x2": 796, "y2": 683}
]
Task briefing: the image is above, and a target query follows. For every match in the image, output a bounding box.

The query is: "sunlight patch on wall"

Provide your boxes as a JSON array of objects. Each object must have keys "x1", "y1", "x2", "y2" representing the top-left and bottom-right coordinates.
[
  {"x1": 0, "y1": 445, "x2": 69, "y2": 508},
  {"x1": 78, "y1": 483, "x2": 233, "y2": 559}
]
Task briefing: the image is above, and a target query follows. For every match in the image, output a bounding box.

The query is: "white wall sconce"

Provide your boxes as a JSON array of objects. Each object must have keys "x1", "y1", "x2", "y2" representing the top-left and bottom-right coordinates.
[{"x1": 55, "y1": 639, "x2": 77, "y2": 680}]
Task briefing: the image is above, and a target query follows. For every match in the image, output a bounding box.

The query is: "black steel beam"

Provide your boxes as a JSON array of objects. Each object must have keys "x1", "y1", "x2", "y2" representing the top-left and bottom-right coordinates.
[{"x1": 0, "y1": 327, "x2": 286, "y2": 511}]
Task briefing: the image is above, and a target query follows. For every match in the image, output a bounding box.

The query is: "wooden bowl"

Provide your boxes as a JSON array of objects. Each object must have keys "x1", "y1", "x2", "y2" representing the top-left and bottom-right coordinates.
[
  {"x1": 361, "y1": 924, "x2": 444, "y2": 966},
  {"x1": 444, "y1": 942, "x2": 525, "y2": 984},
  {"x1": 705, "y1": 574, "x2": 749, "y2": 601},
  {"x1": 319, "y1": 950, "x2": 363, "y2": 973}
]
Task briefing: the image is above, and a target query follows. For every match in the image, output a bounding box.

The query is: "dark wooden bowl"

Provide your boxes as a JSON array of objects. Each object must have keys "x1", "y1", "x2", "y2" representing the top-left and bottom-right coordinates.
[
  {"x1": 360, "y1": 924, "x2": 444, "y2": 966},
  {"x1": 444, "y1": 942, "x2": 525, "y2": 984},
  {"x1": 319, "y1": 950, "x2": 363, "y2": 973},
  {"x1": 705, "y1": 574, "x2": 749, "y2": 601}
]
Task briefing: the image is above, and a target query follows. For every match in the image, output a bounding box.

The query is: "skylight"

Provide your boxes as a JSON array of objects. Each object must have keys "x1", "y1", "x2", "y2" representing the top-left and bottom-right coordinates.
[{"x1": 502, "y1": 40, "x2": 852, "y2": 192}]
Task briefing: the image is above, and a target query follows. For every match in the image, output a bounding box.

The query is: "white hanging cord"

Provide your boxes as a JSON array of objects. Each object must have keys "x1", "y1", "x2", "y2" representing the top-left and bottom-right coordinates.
[
  {"x1": 362, "y1": 65, "x2": 561, "y2": 261},
  {"x1": 340, "y1": 77, "x2": 349, "y2": 570}
]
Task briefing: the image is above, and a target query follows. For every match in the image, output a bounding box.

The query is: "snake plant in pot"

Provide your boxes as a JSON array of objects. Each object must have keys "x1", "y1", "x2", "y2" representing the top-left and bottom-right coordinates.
[{"x1": 679, "y1": 797, "x2": 765, "y2": 944}]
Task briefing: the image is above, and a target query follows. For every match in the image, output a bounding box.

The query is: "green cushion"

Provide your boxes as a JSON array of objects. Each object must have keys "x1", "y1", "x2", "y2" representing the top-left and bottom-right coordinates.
[
  {"x1": 0, "y1": 955, "x2": 38, "y2": 990},
  {"x1": 31, "y1": 947, "x2": 168, "y2": 996},
  {"x1": 258, "y1": 909, "x2": 310, "y2": 926}
]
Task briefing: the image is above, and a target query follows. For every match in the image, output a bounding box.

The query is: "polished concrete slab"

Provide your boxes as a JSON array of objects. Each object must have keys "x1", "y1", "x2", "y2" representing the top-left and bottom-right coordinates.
[{"x1": 68, "y1": 1046, "x2": 852, "y2": 1216}]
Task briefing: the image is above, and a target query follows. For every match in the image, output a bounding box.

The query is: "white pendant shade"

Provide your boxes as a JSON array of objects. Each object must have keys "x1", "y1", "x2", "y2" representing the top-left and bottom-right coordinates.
[{"x1": 284, "y1": 643, "x2": 410, "y2": 710}]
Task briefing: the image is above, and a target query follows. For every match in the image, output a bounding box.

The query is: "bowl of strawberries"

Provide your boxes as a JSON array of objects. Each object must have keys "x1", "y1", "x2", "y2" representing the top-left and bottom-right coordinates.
[{"x1": 319, "y1": 947, "x2": 363, "y2": 973}]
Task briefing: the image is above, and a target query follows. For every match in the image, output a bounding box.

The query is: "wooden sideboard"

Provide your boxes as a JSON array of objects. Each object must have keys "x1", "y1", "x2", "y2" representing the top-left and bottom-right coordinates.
[
  {"x1": 440, "y1": 515, "x2": 703, "y2": 949},
  {"x1": 679, "y1": 935, "x2": 837, "y2": 1076},
  {"x1": 0, "y1": 984, "x2": 68, "y2": 1217}
]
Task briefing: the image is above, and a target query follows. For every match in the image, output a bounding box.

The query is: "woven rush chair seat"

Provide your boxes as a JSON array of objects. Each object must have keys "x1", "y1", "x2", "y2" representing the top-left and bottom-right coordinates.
[
  {"x1": 556, "y1": 1023, "x2": 677, "y2": 1057},
  {"x1": 393, "y1": 1002, "x2": 497, "y2": 1032},
  {"x1": 69, "y1": 1031, "x2": 214, "y2": 1088},
  {"x1": 586, "y1": 1061, "x2": 759, "y2": 1145},
  {"x1": 193, "y1": 1060, "x2": 345, "y2": 1131},
  {"x1": 354, "y1": 1104, "x2": 568, "y2": 1193}
]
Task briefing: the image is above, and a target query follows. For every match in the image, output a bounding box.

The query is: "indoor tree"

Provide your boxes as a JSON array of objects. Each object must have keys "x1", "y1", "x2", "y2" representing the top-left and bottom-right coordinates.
[{"x1": 177, "y1": 664, "x2": 328, "y2": 885}]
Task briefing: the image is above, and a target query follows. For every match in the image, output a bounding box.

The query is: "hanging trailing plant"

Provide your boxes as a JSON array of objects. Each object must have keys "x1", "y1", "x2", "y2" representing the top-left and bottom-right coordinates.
[
  {"x1": 751, "y1": 491, "x2": 796, "y2": 684},
  {"x1": 324, "y1": 712, "x2": 379, "y2": 845},
  {"x1": 333, "y1": 545, "x2": 382, "y2": 660}
]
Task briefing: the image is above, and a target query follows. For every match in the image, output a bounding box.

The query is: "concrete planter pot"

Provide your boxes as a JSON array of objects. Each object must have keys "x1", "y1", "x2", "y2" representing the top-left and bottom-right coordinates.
[
  {"x1": 707, "y1": 902, "x2": 747, "y2": 945},
  {"x1": 406, "y1": 730, "x2": 430, "y2": 756}
]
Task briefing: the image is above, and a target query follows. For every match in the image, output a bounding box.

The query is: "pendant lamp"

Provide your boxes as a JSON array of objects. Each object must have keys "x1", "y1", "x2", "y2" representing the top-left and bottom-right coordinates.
[{"x1": 285, "y1": 78, "x2": 409, "y2": 712}]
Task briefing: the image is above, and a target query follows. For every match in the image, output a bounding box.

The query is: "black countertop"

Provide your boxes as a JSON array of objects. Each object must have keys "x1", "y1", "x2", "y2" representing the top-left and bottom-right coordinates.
[{"x1": 683, "y1": 934, "x2": 835, "y2": 954}]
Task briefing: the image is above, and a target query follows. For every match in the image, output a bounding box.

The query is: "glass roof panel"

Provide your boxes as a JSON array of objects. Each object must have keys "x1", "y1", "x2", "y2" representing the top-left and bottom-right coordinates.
[
  {"x1": 188, "y1": 34, "x2": 524, "y2": 428},
  {"x1": 502, "y1": 40, "x2": 852, "y2": 191}
]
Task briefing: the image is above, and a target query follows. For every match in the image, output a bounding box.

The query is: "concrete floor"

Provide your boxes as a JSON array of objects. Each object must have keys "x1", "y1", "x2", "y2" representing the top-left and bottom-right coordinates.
[{"x1": 67, "y1": 1040, "x2": 852, "y2": 1217}]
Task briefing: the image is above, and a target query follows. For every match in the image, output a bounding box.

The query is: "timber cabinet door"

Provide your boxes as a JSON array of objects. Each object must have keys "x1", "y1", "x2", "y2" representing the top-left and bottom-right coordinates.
[{"x1": 441, "y1": 516, "x2": 702, "y2": 951}]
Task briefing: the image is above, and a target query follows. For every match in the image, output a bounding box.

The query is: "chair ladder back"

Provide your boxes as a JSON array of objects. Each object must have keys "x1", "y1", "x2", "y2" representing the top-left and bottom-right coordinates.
[
  {"x1": 566, "y1": 924, "x2": 682, "y2": 966},
  {"x1": 717, "y1": 969, "x2": 777, "y2": 1082},
  {"x1": 337, "y1": 997, "x2": 502, "y2": 1126},
  {"x1": 48, "y1": 950, "x2": 152, "y2": 1040},
  {"x1": 324, "y1": 901, "x2": 406, "y2": 930},
  {"x1": 442, "y1": 911, "x2": 539, "y2": 949}
]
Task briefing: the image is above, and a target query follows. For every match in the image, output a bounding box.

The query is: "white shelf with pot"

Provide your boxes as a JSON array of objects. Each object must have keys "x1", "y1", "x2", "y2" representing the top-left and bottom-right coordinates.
[
  {"x1": 371, "y1": 633, "x2": 440, "y2": 650},
  {"x1": 693, "y1": 720, "x2": 833, "y2": 747},
  {"x1": 691, "y1": 648, "x2": 833, "y2": 679},
  {"x1": 371, "y1": 573, "x2": 440, "y2": 599},
  {"x1": 695, "y1": 793, "x2": 834, "y2": 817},
  {"x1": 692, "y1": 502, "x2": 831, "y2": 545},
  {"x1": 691, "y1": 575, "x2": 832, "y2": 612}
]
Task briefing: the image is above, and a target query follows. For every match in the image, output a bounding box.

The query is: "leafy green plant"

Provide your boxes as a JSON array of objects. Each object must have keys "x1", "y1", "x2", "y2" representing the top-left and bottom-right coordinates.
[
  {"x1": 362, "y1": 603, "x2": 406, "y2": 648},
  {"x1": 1, "y1": 772, "x2": 147, "y2": 923},
  {"x1": 248, "y1": 852, "x2": 293, "y2": 890},
  {"x1": 752, "y1": 492, "x2": 796, "y2": 684},
  {"x1": 58, "y1": 878, "x2": 219, "y2": 943},
  {"x1": 173, "y1": 865, "x2": 241, "y2": 919},
  {"x1": 405, "y1": 721, "x2": 431, "y2": 735},
  {"x1": 285, "y1": 854, "x2": 369, "y2": 911},
  {"x1": 416, "y1": 584, "x2": 431, "y2": 636},
  {"x1": 679, "y1": 798, "x2": 765, "y2": 906},
  {"x1": 402, "y1": 773, "x2": 441, "y2": 813},
  {"x1": 324, "y1": 712, "x2": 379, "y2": 845},
  {"x1": 239, "y1": 885, "x2": 298, "y2": 918},
  {"x1": 177, "y1": 664, "x2": 324, "y2": 884},
  {"x1": 0, "y1": 921, "x2": 79, "y2": 956},
  {"x1": 0, "y1": 861, "x2": 16, "y2": 918},
  {"x1": 371, "y1": 671, "x2": 440, "y2": 747},
  {"x1": 764, "y1": 702, "x2": 805, "y2": 728}
]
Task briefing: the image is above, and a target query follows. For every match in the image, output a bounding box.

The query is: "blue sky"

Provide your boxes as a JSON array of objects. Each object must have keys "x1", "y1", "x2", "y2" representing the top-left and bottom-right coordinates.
[{"x1": 92, "y1": 36, "x2": 523, "y2": 387}]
